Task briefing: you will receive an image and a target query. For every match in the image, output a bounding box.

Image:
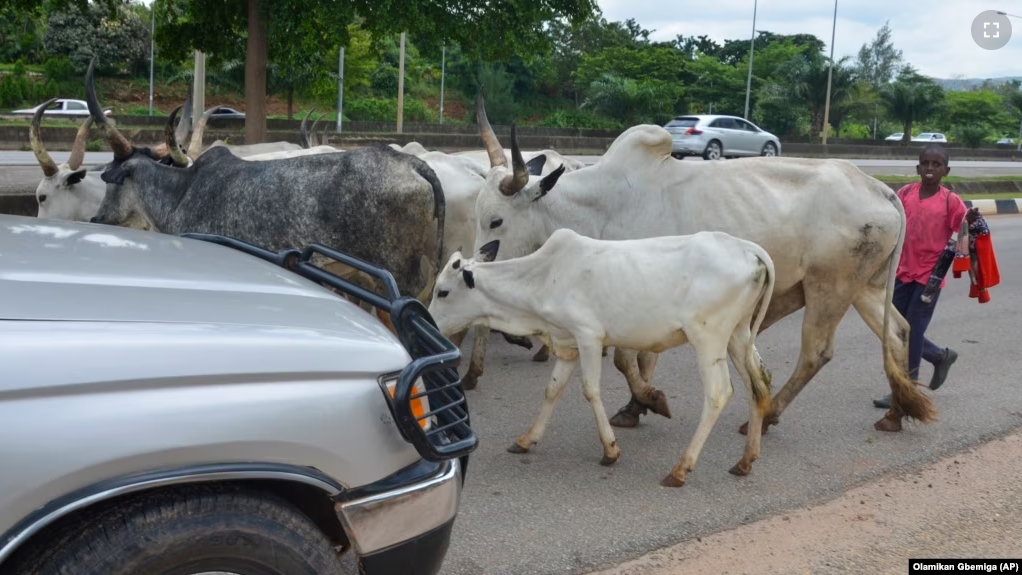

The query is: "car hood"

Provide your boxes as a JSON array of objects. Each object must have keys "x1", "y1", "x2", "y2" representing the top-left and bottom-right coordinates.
[{"x1": 0, "y1": 215, "x2": 411, "y2": 373}]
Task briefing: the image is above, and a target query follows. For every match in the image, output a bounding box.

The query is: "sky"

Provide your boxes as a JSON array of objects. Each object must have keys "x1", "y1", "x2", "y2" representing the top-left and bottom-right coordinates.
[{"x1": 596, "y1": 0, "x2": 1022, "y2": 80}]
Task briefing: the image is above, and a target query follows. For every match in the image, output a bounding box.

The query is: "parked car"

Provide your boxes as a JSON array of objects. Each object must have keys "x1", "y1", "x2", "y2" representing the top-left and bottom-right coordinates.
[
  {"x1": 10, "y1": 98, "x2": 112, "y2": 118},
  {"x1": 663, "y1": 115, "x2": 781, "y2": 160},
  {"x1": 911, "y1": 132, "x2": 947, "y2": 143},
  {"x1": 996, "y1": 137, "x2": 1015, "y2": 145},
  {"x1": 885, "y1": 132, "x2": 904, "y2": 141},
  {"x1": 0, "y1": 214, "x2": 476, "y2": 575}
]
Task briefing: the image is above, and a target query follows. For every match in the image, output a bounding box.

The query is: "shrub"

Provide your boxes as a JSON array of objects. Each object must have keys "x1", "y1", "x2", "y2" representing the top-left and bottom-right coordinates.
[{"x1": 955, "y1": 125, "x2": 988, "y2": 149}]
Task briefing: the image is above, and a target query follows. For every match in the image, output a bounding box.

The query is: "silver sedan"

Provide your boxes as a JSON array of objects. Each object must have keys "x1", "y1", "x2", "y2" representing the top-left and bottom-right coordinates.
[{"x1": 664, "y1": 114, "x2": 782, "y2": 160}]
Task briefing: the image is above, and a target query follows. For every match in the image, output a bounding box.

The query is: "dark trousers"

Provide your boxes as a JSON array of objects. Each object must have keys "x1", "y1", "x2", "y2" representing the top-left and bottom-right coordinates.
[{"x1": 893, "y1": 280, "x2": 947, "y2": 379}]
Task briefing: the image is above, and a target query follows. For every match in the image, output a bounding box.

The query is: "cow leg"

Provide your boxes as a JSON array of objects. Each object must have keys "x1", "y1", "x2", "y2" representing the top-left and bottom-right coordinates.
[
  {"x1": 462, "y1": 325, "x2": 489, "y2": 390},
  {"x1": 577, "y1": 341, "x2": 621, "y2": 466},
  {"x1": 739, "y1": 282, "x2": 850, "y2": 436},
  {"x1": 532, "y1": 343, "x2": 550, "y2": 362},
  {"x1": 509, "y1": 357, "x2": 578, "y2": 454},
  {"x1": 662, "y1": 332, "x2": 733, "y2": 488},
  {"x1": 609, "y1": 349, "x2": 671, "y2": 428},
  {"x1": 501, "y1": 332, "x2": 534, "y2": 349},
  {"x1": 727, "y1": 322, "x2": 772, "y2": 477}
]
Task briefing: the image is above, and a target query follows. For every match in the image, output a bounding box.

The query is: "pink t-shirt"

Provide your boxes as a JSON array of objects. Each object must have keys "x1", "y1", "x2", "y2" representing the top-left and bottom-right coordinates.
[{"x1": 896, "y1": 182, "x2": 967, "y2": 288}]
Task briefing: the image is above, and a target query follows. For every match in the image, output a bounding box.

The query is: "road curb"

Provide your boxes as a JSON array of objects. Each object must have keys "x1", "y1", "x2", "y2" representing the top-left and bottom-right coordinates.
[{"x1": 964, "y1": 198, "x2": 1022, "y2": 215}]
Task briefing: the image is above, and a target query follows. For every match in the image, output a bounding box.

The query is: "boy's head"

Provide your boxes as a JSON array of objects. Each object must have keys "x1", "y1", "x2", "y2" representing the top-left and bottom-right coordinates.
[{"x1": 916, "y1": 144, "x2": 950, "y2": 186}]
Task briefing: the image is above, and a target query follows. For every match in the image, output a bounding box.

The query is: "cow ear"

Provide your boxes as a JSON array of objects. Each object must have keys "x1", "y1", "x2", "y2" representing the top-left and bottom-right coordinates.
[
  {"x1": 462, "y1": 268, "x2": 475, "y2": 289},
  {"x1": 100, "y1": 165, "x2": 128, "y2": 185},
  {"x1": 531, "y1": 165, "x2": 565, "y2": 202},
  {"x1": 452, "y1": 258, "x2": 461, "y2": 270},
  {"x1": 64, "y1": 168, "x2": 87, "y2": 186},
  {"x1": 525, "y1": 154, "x2": 546, "y2": 176},
  {"x1": 477, "y1": 240, "x2": 499, "y2": 262}
]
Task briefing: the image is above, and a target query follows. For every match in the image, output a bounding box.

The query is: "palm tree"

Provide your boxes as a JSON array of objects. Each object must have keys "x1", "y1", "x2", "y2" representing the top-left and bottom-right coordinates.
[
  {"x1": 878, "y1": 70, "x2": 945, "y2": 145},
  {"x1": 771, "y1": 52, "x2": 857, "y2": 141},
  {"x1": 583, "y1": 73, "x2": 680, "y2": 126}
]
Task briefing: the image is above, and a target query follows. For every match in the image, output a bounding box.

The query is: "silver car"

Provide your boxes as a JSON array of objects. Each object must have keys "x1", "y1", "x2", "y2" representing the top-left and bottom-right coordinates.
[
  {"x1": 0, "y1": 214, "x2": 476, "y2": 575},
  {"x1": 664, "y1": 115, "x2": 781, "y2": 160}
]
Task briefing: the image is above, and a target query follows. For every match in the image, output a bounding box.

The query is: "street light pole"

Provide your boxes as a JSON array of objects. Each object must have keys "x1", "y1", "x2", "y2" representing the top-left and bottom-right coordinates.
[
  {"x1": 440, "y1": 43, "x2": 446, "y2": 125},
  {"x1": 821, "y1": 0, "x2": 838, "y2": 144},
  {"x1": 148, "y1": 4, "x2": 154, "y2": 116},
  {"x1": 743, "y1": 0, "x2": 758, "y2": 119}
]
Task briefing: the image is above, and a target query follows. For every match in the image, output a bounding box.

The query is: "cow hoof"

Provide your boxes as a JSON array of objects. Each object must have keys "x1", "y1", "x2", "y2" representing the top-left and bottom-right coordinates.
[
  {"x1": 874, "y1": 415, "x2": 903, "y2": 432},
  {"x1": 609, "y1": 412, "x2": 639, "y2": 428},
  {"x1": 646, "y1": 390, "x2": 673, "y2": 419},
  {"x1": 462, "y1": 373, "x2": 479, "y2": 391},
  {"x1": 660, "y1": 474, "x2": 686, "y2": 488},
  {"x1": 532, "y1": 347, "x2": 550, "y2": 362},
  {"x1": 507, "y1": 442, "x2": 532, "y2": 454},
  {"x1": 501, "y1": 333, "x2": 533, "y2": 350},
  {"x1": 600, "y1": 453, "x2": 619, "y2": 466},
  {"x1": 728, "y1": 462, "x2": 752, "y2": 476}
]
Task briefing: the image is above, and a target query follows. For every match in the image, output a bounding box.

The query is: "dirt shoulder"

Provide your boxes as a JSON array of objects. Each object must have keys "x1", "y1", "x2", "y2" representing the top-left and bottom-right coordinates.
[{"x1": 589, "y1": 430, "x2": 1022, "y2": 575}]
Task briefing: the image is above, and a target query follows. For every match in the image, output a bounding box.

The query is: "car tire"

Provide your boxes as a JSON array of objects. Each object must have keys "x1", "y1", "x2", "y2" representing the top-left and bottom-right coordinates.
[
  {"x1": 702, "y1": 140, "x2": 722, "y2": 160},
  {"x1": 761, "y1": 142, "x2": 778, "y2": 156},
  {"x1": 4, "y1": 484, "x2": 347, "y2": 575}
]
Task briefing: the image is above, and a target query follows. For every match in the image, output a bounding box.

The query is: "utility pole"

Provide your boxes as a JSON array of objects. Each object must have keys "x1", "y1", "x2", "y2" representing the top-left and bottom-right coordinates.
[
  {"x1": 336, "y1": 47, "x2": 344, "y2": 132},
  {"x1": 397, "y1": 32, "x2": 405, "y2": 133},
  {"x1": 192, "y1": 50, "x2": 206, "y2": 129},
  {"x1": 439, "y1": 43, "x2": 446, "y2": 124},
  {"x1": 821, "y1": 0, "x2": 838, "y2": 145},
  {"x1": 743, "y1": 0, "x2": 758, "y2": 119},
  {"x1": 148, "y1": 5, "x2": 154, "y2": 116}
]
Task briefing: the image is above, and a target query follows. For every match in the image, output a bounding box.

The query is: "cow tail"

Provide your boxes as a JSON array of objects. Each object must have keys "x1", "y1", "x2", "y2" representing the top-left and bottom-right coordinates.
[
  {"x1": 747, "y1": 246, "x2": 775, "y2": 406},
  {"x1": 881, "y1": 195, "x2": 936, "y2": 424},
  {"x1": 412, "y1": 156, "x2": 446, "y2": 281}
]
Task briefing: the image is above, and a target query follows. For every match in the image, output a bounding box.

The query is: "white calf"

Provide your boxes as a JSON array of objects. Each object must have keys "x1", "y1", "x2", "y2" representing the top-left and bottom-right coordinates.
[{"x1": 427, "y1": 228, "x2": 776, "y2": 486}]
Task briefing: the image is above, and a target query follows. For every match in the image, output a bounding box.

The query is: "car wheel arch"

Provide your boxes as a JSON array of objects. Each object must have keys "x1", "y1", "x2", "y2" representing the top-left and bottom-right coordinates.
[{"x1": 0, "y1": 463, "x2": 351, "y2": 568}]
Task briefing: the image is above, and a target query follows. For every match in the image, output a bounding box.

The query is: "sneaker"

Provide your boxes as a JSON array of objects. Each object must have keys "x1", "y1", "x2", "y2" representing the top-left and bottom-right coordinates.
[
  {"x1": 872, "y1": 393, "x2": 892, "y2": 409},
  {"x1": 929, "y1": 348, "x2": 958, "y2": 391}
]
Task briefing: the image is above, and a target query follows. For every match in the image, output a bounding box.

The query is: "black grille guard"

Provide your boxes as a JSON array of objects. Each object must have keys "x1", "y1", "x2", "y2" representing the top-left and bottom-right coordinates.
[{"x1": 180, "y1": 233, "x2": 478, "y2": 463}]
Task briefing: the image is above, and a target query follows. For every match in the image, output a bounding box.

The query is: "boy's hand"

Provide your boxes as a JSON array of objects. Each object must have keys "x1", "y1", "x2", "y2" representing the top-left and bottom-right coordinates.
[{"x1": 966, "y1": 206, "x2": 980, "y2": 224}]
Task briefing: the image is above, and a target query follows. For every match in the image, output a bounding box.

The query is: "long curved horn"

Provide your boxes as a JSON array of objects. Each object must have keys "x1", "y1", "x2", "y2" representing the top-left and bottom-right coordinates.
[
  {"x1": 319, "y1": 121, "x2": 329, "y2": 148},
  {"x1": 299, "y1": 108, "x2": 315, "y2": 148},
  {"x1": 500, "y1": 122, "x2": 529, "y2": 196},
  {"x1": 175, "y1": 90, "x2": 193, "y2": 149},
  {"x1": 309, "y1": 113, "x2": 323, "y2": 147},
  {"x1": 68, "y1": 116, "x2": 94, "y2": 170},
  {"x1": 85, "y1": 57, "x2": 134, "y2": 160},
  {"x1": 30, "y1": 96, "x2": 59, "y2": 177},
  {"x1": 164, "y1": 105, "x2": 190, "y2": 167},
  {"x1": 187, "y1": 105, "x2": 223, "y2": 161},
  {"x1": 475, "y1": 87, "x2": 506, "y2": 169}
]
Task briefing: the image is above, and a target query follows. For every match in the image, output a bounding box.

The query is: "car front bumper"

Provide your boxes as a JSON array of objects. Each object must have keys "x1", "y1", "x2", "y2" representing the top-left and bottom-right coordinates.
[{"x1": 335, "y1": 458, "x2": 462, "y2": 575}]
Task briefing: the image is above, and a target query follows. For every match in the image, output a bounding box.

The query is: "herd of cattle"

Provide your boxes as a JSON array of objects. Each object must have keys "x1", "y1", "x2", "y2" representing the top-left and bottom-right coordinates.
[{"x1": 26, "y1": 58, "x2": 940, "y2": 486}]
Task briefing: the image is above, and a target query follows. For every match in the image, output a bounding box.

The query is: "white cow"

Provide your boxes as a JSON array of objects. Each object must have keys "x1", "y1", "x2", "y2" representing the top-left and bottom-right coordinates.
[
  {"x1": 187, "y1": 106, "x2": 304, "y2": 161},
  {"x1": 29, "y1": 100, "x2": 106, "y2": 221},
  {"x1": 468, "y1": 94, "x2": 936, "y2": 435},
  {"x1": 455, "y1": 148, "x2": 586, "y2": 177},
  {"x1": 390, "y1": 142, "x2": 430, "y2": 155},
  {"x1": 428, "y1": 228, "x2": 777, "y2": 486}
]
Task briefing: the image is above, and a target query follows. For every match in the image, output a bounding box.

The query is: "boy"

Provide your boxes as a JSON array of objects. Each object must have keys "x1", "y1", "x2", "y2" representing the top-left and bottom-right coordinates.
[{"x1": 873, "y1": 144, "x2": 979, "y2": 409}]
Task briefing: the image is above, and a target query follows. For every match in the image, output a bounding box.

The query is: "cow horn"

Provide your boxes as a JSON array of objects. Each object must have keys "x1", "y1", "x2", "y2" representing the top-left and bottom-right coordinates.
[
  {"x1": 476, "y1": 87, "x2": 506, "y2": 169},
  {"x1": 187, "y1": 105, "x2": 222, "y2": 161},
  {"x1": 319, "y1": 121, "x2": 329, "y2": 147},
  {"x1": 309, "y1": 113, "x2": 323, "y2": 147},
  {"x1": 500, "y1": 122, "x2": 527, "y2": 195},
  {"x1": 85, "y1": 57, "x2": 134, "y2": 160},
  {"x1": 164, "y1": 105, "x2": 190, "y2": 167},
  {"x1": 176, "y1": 90, "x2": 193, "y2": 150},
  {"x1": 30, "y1": 97, "x2": 60, "y2": 177},
  {"x1": 68, "y1": 116, "x2": 94, "y2": 171},
  {"x1": 300, "y1": 109, "x2": 315, "y2": 148}
]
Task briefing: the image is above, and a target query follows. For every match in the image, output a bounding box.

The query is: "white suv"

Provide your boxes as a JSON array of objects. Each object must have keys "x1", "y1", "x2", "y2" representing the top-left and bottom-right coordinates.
[{"x1": 663, "y1": 115, "x2": 782, "y2": 160}]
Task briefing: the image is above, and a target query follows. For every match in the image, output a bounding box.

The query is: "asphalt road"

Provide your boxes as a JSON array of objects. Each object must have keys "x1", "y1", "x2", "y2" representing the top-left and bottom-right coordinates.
[{"x1": 432, "y1": 215, "x2": 1022, "y2": 575}]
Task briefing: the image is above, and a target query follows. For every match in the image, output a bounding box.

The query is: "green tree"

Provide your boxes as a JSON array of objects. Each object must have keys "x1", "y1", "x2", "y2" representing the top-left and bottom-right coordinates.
[
  {"x1": 42, "y1": 0, "x2": 150, "y2": 75},
  {"x1": 582, "y1": 73, "x2": 680, "y2": 125},
  {"x1": 879, "y1": 67, "x2": 946, "y2": 145},
  {"x1": 767, "y1": 51, "x2": 857, "y2": 141},
  {"x1": 574, "y1": 44, "x2": 688, "y2": 94},
  {"x1": 935, "y1": 90, "x2": 1005, "y2": 134},
  {"x1": 151, "y1": 0, "x2": 597, "y2": 143}
]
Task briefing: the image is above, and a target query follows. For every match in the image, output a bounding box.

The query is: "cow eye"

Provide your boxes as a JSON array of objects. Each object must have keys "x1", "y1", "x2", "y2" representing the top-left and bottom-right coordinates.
[
  {"x1": 38, "y1": 194, "x2": 47, "y2": 203},
  {"x1": 489, "y1": 217, "x2": 503, "y2": 229},
  {"x1": 437, "y1": 290, "x2": 449, "y2": 298}
]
